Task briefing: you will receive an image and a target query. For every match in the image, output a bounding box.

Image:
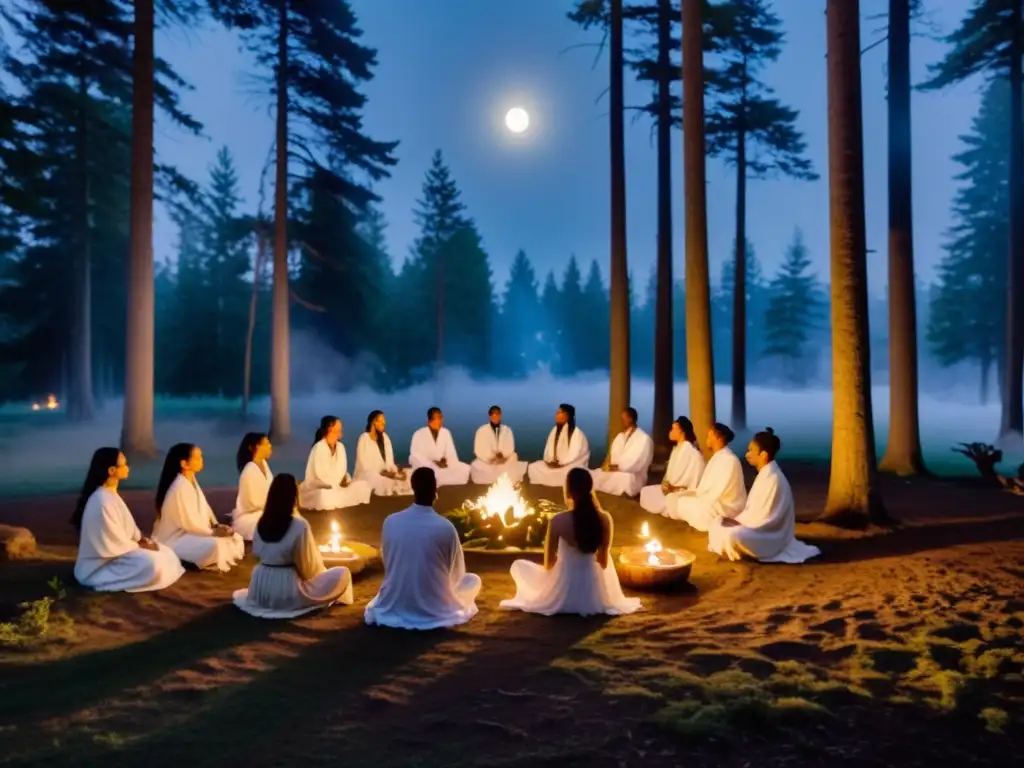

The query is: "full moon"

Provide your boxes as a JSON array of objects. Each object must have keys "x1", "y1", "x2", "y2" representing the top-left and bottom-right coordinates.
[{"x1": 505, "y1": 107, "x2": 530, "y2": 134}]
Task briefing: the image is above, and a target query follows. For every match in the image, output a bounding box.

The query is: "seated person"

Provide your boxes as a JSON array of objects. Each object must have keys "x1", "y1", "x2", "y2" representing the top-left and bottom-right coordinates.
[
  {"x1": 355, "y1": 410, "x2": 412, "y2": 496},
  {"x1": 73, "y1": 447, "x2": 184, "y2": 593},
  {"x1": 501, "y1": 467, "x2": 642, "y2": 617},
  {"x1": 300, "y1": 416, "x2": 371, "y2": 511},
  {"x1": 470, "y1": 405, "x2": 528, "y2": 485},
  {"x1": 234, "y1": 473, "x2": 355, "y2": 619},
  {"x1": 152, "y1": 442, "x2": 245, "y2": 572},
  {"x1": 708, "y1": 428, "x2": 821, "y2": 563},
  {"x1": 365, "y1": 467, "x2": 481, "y2": 630},
  {"x1": 668, "y1": 422, "x2": 746, "y2": 532},
  {"x1": 591, "y1": 407, "x2": 654, "y2": 497},
  {"x1": 527, "y1": 403, "x2": 590, "y2": 487},
  {"x1": 409, "y1": 407, "x2": 471, "y2": 487},
  {"x1": 639, "y1": 416, "x2": 705, "y2": 516},
  {"x1": 231, "y1": 432, "x2": 274, "y2": 541}
]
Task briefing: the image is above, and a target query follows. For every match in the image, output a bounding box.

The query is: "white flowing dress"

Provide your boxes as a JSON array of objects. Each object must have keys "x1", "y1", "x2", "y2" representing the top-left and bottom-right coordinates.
[
  {"x1": 527, "y1": 425, "x2": 590, "y2": 487},
  {"x1": 708, "y1": 461, "x2": 822, "y2": 563},
  {"x1": 354, "y1": 432, "x2": 413, "y2": 496},
  {"x1": 409, "y1": 426, "x2": 472, "y2": 487},
  {"x1": 470, "y1": 423, "x2": 528, "y2": 485},
  {"x1": 233, "y1": 516, "x2": 354, "y2": 619},
  {"x1": 232, "y1": 460, "x2": 274, "y2": 541},
  {"x1": 669, "y1": 447, "x2": 746, "y2": 532},
  {"x1": 152, "y1": 475, "x2": 245, "y2": 572},
  {"x1": 75, "y1": 488, "x2": 185, "y2": 593},
  {"x1": 501, "y1": 538, "x2": 642, "y2": 617},
  {"x1": 591, "y1": 427, "x2": 655, "y2": 497},
  {"x1": 639, "y1": 441, "x2": 706, "y2": 515},
  {"x1": 300, "y1": 439, "x2": 371, "y2": 511}
]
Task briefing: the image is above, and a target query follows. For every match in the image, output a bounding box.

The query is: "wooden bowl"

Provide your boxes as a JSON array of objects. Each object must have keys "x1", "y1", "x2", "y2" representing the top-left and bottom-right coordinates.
[{"x1": 614, "y1": 546, "x2": 695, "y2": 590}]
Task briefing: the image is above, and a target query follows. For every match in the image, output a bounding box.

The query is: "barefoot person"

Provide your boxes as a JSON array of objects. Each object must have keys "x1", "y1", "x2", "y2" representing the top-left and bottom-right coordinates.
[
  {"x1": 668, "y1": 423, "x2": 746, "y2": 532},
  {"x1": 470, "y1": 405, "x2": 528, "y2": 485},
  {"x1": 152, "y1": 443, "x2": 245, "y2": 572},
  {"x1": 73, "y1": 447, "x2": 184, "y2": 593},
  {"x1": 591, "y1": 407, "x2": 654, "y2": 497},
  {"x1": 354, "y1": 410, "x2": 412, "y2": 496},
  {"x1": 365, "y1": 467, "x2": 481, "y2": 630},
  {"x1": 527, "y1": 403, "x2": 590, "y2": 487},
  {"x1": 639, "y1": 416, "x2": 705, "y2": 516},
  {"x1": 501, "y1": 467, "x2": 642, "y2": 617},
  {"x1": 301, "y1": 416, "x2": 371, "y2": 511},
  {"x1": 708, "y1": 428, "x2": 821, "y2": 563},
  {"x1": 409, "y1": 407, "x2": 471, "y2": 487},
  {"x1": 232, "y1": 432, "x2": 274, "y2": 541},
  {"x1": 234, "y1": 474, "x2": 354, "y2": 618}
]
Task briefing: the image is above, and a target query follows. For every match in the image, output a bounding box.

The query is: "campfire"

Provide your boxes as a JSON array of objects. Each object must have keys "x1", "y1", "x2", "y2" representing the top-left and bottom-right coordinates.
[
  {"x1": 445, "y1": 473, "x2": 560, "y2": 551},
  {"x1": 465, "y1": 473, "x2": 532, "y2": 526},
  {"x1": 31, "y1": 394, "x2": 59, "y2": 412}
]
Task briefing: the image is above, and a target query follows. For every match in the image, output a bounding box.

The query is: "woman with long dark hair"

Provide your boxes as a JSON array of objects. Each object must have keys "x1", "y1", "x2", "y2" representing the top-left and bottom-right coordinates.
[
  {"x1": 151, "y1": 443, "x2": 244, "y2": 572},
  {"x1": 527, "y1": 403, "x2": 591, "y2": 487},
  {"x1": 300, "y1": 416, "x2": 371, "y2": 511},
  {"x1": 73, "y1": 447, "x2": 184, "y2": 592},
  {"x1": 353, "y1": 410, "x2": 412, "y2": 496},
  {"x1": 231, "y1": 432, "x2": 274, "y2": 540},
  {"x1": 500, "y1": 467, "x2": 641, "y2": 617},
  {"x1": 234, "y1": 474, "x2": 354, "y2": 618},
  {"x1": 639, "y1": 415, "x2": 706, "y2": 516},
  {"x1": 669, "y1": 422, "x2": 746, "y2": 532}
]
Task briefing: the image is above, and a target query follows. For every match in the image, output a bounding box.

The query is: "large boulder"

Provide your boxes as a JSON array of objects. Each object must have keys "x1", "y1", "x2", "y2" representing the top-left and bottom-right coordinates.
[{"x1": 0, "y1": 525, "x2": 37, "y2": 561}]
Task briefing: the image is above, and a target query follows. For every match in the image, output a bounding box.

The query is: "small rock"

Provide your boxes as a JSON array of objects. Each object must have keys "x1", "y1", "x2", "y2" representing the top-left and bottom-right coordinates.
[{"x1": 0, "y1": 525, "x2": 37, "y2": 561}]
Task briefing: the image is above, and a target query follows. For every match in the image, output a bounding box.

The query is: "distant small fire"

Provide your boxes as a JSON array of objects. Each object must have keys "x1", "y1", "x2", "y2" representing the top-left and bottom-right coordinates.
[{"x1": 31, "y1": 394, "x2": 59, "y2": 412}]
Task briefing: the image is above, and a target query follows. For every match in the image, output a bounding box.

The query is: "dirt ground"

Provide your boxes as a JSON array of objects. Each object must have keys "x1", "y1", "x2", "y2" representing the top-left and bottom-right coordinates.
[{"x1": 0, "y1": 463, "x2": 1022, "y2": 767}]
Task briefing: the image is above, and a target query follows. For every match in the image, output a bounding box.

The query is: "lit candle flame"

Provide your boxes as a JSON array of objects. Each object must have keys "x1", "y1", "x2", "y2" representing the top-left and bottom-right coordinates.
[
  {"x1": 640, "y1": 521, "x2": 650, "y2": 538},
  {"x1": 319, "y1": 518, "x2": 351, "y2": 555},
  {"x1": 644, "y1": 537, "x2": 663, "y2": 566}
]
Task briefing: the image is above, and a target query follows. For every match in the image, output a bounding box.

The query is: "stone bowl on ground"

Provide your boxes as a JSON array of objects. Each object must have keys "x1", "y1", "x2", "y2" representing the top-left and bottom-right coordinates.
[
  {"x1": 321, "y1": 541, "x2": 379, "y2": 576},
  {"x1": 614, "y1": 545, "x2": 695, "y2": 590}
]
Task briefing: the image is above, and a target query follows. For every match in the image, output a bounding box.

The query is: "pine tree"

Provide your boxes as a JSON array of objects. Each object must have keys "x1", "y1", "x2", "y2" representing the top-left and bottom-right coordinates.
[
  {"x1": 539, "y1": 270, "x2": 563, "y2": 373},
  {"x1": 499, "y1": 250, "x2": 543, "y2": 377},
  {"x1": 561, "y1": 255, "x2": 586, "y2": 373},
  {"x1": 762, "y1": 229, "x2": 821, "y2": 383},
  {"x1": 581, "y1": 259, "x2": 610, "y2": 372},
  {"x1": 714, "y1": 239, "x2": 767, "y2": 385}
]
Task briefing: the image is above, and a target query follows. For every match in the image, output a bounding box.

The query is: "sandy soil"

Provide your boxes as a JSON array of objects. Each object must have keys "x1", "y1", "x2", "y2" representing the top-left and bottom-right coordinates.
[{"x1": 0, "y1": 464, "x2": 1022, "y2": 767}]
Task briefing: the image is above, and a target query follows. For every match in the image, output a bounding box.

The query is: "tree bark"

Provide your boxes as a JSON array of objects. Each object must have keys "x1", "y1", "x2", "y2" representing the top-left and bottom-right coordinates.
[
  {"x1": 1000, "y1": 0, "x2": 1024, "y2": 441},
  {"x1": 242, "y1": 222, "x2": 268, "y2": 418},
  {"x1": 69, "y1": 73, "x2": 94, "y2": 422},
  {"x1": 652, "y1": 0, "x2": 674, "y2": 463},
  {"x1": 821, "y1": 0, "x2": 888, "y2": 527},
  {"x1": 121, "y1": 0, "x2": 157, "y2": 458},
  {"x1": 608, "y1": 0, "x2": 631, "y2": 455},
  {"x1": 682, "y1": 0, "x2": 716, "y2": 455},
  {"x1": 879, "y1": 0, "x2": 926, "y2": 475},
  {"x1": 731, "y1": 122, "x2": 747, "y2": 431},
  {"x1": 269, "y1": 0, "x2": 291, "y2": 442}
]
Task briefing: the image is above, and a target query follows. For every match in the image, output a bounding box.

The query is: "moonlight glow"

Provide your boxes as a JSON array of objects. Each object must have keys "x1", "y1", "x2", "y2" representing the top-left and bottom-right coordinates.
[{"x1": 504, "y1": 107, "x2": 529, "y2": 134}]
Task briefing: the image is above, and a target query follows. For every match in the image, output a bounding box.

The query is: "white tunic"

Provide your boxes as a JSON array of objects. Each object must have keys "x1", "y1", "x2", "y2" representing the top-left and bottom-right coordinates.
[
  {"x1": 470, "y1": 423, "x2": 528, "y2": 485},
  {"x1": 233, "y1": 516, "x2": 354, "y2": 619},
  {"x1": 300, "y1": 439, "x2": 371, "y2": 511},
  {"x1": 152, "y1": 475, "x2": 244, "y2": 572},
  {"x1": 409, "y1": 426, "x2": 471, "y2": 486},
  {"x1": 708, "y1": 461, "x2": 822, "y2": 563},
  {"x1": 354, "y1": 432, "x2": 412, "y2": 496},
  {"x1": 365, "y1": 504, "x2": 481, "y2": 630},
  {"x1": 591, "y1": 427, "x2": 655, "y2": 497},
  {"x1": 669, "y1": 446, "x2": 746, "y2": 532},
  {"x1": 232, "y1": 460, "x2": 274, "y2": 541},
  {"x1": 639, "y1": 441, "x2": 706, "y2": 515},
  {"x1": 527, "y1": 425, "x2": 591, "y2": 487},
  {"x1": 75, "y1": 488, "x2": 184, "y2": 593}
]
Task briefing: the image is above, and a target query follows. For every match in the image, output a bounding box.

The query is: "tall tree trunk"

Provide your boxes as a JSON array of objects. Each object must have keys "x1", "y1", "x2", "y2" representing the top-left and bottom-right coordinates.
[
  {"x1": 608, "y1": 0, "x2": 631, "y2": 454},
  {"x1": 652, "y1": 0, "x2": 674, "y2": 465},
  {"x1": 242, "y1": 222, "x2": 268, "y2": 418},
  {"x1": 981, "y1": 351, "x2": 991, "y2": 406},
  {"x1": 731, "y1": 120, "x2": 747, "y2": 431},
  {"x1": 821, "y1": 0, "x2": 888, "y2": 527},
  {"x1": 1001, "y1": 0, "x2": 1024, "y2": 440},
  {"x1": 121, "y1": 0, "x2": 157, "y2": 458},
  {"x1": 880, "y1": 0, "x2": 926, "y2": 475},
  {"x1": 682, "y1": 0, "x2": 715, "y2": 455},
  {"x1": 269, "y1": 0, "x2": 291, "y2": 442},
  {"x1": 69, "y1": 74, "x2": 94, "y2": 422}
]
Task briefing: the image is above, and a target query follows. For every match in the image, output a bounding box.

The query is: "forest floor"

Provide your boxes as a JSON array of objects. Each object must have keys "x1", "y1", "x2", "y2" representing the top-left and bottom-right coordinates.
[{"x1": 0, "y1": 465, "x2": 1022, "y2": 767}]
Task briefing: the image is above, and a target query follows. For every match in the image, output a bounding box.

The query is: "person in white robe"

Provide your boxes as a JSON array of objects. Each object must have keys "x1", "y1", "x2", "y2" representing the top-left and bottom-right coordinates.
[
  {"x1": 708, "y1": 428, "x2": 821, "y2": 563},
  {"x1": 591, "y1": 407, "x2": 655, "y2": 497},
  {"x1": 668, "y1": 422, "x2": 747, "y2": 532},
  {"x1": 72, "y1": 447, "x2": 184, "y2": 593},
  {"x1": 527, "y1": 403, "x2": 591, "y2": 487},
  {"x1": 501, "y1": 467, "x2": 641, "y2": 617},
  {"x1": 639, "y1": 416, "x2": 706, "y2": 516},
  {"x1": 470, "y1": 405, "x2": 528, "y2": 485},
  {"x1": 232, "y1": 432, "x2": 274, "y2": 540},
  {"x1": 300, "y1": 415, "x2": 372, "y2": 511},
  {"x1": 234, "y1": 474, "x2": 354, "y2": 618},
  {"x1": 151, "y1": 442, "x2": 245, "y2": 572},
  {"x1": 408, "y1": 407, "x2": 471, "y2": 487},
  {"x1": 355, "y1": 410, "x2": 413, "y2": 496},
  {"x1": 365, "y1": 467, "x2": 481, "y2": 630}
]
